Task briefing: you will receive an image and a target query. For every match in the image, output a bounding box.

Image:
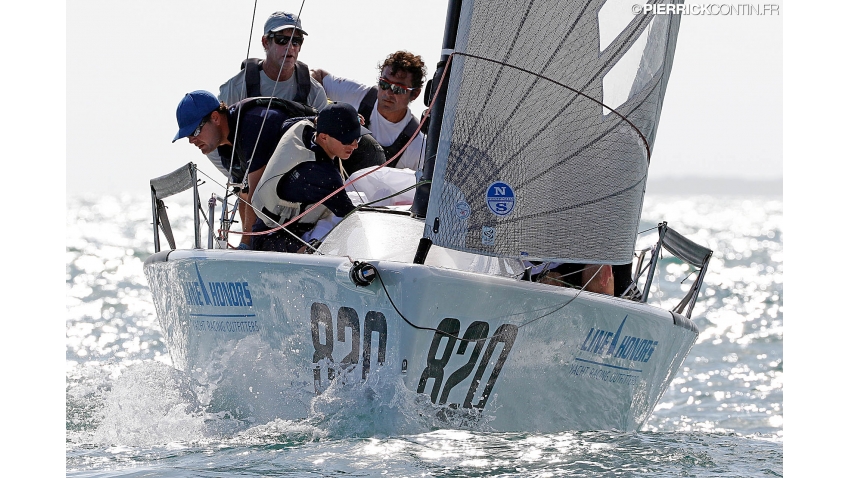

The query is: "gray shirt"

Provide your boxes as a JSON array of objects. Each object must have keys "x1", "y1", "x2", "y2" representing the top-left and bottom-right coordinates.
[{"x1": 218, "y1": 67, "x2": 328, "y2": 110}]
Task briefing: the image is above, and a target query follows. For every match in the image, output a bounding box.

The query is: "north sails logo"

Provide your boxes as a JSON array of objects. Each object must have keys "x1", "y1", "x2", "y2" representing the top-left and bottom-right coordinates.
[
  {"x1": 183, "y1": 263, "x2": 253, "y2": 307},
  {"x1": 579, "y1": 316, "x2": 659, "y2": 363}
]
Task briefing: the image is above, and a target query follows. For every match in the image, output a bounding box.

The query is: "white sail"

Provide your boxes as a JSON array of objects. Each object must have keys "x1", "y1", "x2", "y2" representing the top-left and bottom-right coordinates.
[{"x1": 424, "y1": 0, "x2": 683, "y2": 264}]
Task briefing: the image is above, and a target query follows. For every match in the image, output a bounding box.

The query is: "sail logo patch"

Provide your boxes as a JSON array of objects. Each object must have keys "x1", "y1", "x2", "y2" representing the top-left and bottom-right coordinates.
[
  {"x1": 486, "y1": 182, "x2": 515, "y2": 216},
  {"x1": 455, "y1": 200, "x2": 471, "y2": 219},
  {"x1": 482, "y1": 226, "x2": 496, "y2": 245}
]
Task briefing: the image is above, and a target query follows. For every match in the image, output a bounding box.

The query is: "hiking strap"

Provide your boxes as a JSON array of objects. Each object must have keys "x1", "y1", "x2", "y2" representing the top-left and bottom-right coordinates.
[
  {"x1": 358, "y1": 87, "x2": 379, "y2": 128},
  {"x1": 383, "y1": 117, "x2": 419, "y2": 168}
]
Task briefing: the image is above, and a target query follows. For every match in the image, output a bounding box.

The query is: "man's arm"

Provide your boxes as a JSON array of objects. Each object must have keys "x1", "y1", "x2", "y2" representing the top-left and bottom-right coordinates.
[
  {"x1": 218, "y1": 73, "x2": 245, "y2": 107},
  {"x1": 238, "y1": 167, "x2": 265, "y2": 247},
  {"x1": 309, "y1": 71, "x2": 371, "y2": 107}
]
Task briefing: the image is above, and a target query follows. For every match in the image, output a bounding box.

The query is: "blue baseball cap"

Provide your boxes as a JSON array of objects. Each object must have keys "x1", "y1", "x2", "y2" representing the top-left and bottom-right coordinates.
[
  {"x1": 173, "y1": 90, "x2": 220, "y2": 143},
  {"x1": 264, "y1": 11, "x2": 308, "y2": 35},
  {"x1": 317, "y1": 102, "x2": 371, "y2": 145}
]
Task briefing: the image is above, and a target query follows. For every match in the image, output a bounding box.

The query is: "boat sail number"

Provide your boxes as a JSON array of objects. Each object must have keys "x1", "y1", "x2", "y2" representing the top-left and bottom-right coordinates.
[
  {"x1": 310, "y1": 302, "x2": 387, "y2": 390},
  {"x1": 418, "y1": 318, "x2": 518, "y2": 410},
  {"x1": 310, "y1": 303, "x2": 517, "y2": 410}
]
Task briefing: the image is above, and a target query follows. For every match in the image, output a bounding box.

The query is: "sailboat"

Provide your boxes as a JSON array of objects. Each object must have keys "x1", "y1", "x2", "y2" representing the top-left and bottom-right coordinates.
[{"x1": 144, "y1": 0, "x2": 710, "y2": 432}]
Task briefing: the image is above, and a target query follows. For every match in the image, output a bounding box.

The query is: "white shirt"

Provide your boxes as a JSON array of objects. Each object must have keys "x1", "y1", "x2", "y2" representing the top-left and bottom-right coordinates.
[{"x1": 321, "y1": 73, "x2": 425, "y2": 171}]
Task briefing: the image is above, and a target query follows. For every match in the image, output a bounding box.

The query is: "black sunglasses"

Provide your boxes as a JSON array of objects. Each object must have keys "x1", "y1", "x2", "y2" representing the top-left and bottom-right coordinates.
[
  {"x1": 378, "y1": 78, "x2": 415, "y2": 95},
  {"x1": 191, "y1": 117, "x2": 209, "y2": 138},
  {"x1": 270, "y1": 34, "x2": 304, "y2": 47}
]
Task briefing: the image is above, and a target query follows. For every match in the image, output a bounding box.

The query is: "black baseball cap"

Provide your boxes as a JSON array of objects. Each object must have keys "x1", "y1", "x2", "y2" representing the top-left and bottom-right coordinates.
[{"x1": 316, "y1": 102, "x2": 371, "y2": 144}]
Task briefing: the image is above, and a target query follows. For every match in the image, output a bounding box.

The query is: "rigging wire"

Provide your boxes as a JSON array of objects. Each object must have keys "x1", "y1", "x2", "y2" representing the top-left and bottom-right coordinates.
[
  {"x1": 241, "y1": 0, "x2": 309, "y2": 188},
  {"x1": 225, "y1": 0, "x2": 262, "y2": 185},
  {"x1": 217, "y1": 0, "x2": 260, "y2": 247},
  {"x1": 217, "y1": 0, "x2": 308, "y2": 245}
]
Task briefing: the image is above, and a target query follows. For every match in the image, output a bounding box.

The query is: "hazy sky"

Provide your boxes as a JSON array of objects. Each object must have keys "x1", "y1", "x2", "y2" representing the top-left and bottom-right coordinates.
[{"x1": 66, "y1": 0, "x2": 782, "y2": 196}]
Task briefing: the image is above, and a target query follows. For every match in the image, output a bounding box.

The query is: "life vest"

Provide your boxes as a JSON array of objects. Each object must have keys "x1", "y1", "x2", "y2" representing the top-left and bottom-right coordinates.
[
  {"x1": 357, "y1": 87, "x2": 420, "y2": 167},
  {"x1": 240, "y1": 58, "x2": 312, "y2": 105},
  {"x1": 252, "y1": 120, "x2": 331, "y2": 227}
]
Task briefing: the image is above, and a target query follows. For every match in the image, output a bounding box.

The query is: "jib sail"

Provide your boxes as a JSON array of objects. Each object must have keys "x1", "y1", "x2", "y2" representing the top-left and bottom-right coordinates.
[{"x1": 423, "y1": 0, "x2": 682, "y2": 264}]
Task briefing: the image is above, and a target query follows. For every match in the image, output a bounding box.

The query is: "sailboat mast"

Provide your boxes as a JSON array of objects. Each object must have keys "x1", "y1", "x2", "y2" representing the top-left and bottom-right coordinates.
[{"x1": 410, "y1": 0, "x2": 464, "y2": 218}]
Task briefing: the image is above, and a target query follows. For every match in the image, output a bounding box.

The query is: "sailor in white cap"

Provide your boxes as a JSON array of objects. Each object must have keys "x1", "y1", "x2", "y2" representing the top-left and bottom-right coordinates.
[{"x1": 218, "y1": 11, "x2": 327, "y2": 110}]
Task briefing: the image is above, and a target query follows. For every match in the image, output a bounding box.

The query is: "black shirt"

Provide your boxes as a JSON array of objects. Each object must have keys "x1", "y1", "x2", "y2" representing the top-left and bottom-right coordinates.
[{"x1": 275, "y1": 124, "x2": 356, "y2": 219}]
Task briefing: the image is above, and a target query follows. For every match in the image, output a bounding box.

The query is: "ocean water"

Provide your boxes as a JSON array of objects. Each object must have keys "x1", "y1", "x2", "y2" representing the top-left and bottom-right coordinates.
[{"x1": 66, "y1": 192, "x2": 783, "y2": 476}]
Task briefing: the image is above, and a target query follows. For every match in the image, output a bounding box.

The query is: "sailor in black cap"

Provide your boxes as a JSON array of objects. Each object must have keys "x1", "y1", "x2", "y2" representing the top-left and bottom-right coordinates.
[{"x1": 250, "y1": 102, "x2": 371, "y2": 252}]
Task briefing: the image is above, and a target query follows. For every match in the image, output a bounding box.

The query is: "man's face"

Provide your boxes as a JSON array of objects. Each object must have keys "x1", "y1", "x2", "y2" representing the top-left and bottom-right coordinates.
[
  {"x1": 377, "y1": 67, "x2": 419, "y2": 117},
  {"x1": 321, "y1": 133, "x2": 359, "y2": 160},
  {"x1": 263, "y1": 29, "x2": 304, "y2": 73},
  {"x1": 187, "y1": 112, "x2": 223, "y2": 155}
]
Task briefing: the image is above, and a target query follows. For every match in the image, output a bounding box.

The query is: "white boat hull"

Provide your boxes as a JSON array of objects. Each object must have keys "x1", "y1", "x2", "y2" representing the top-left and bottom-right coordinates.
[{"x1": 144, "y1": 245, "x2": 697, "y2": 432}]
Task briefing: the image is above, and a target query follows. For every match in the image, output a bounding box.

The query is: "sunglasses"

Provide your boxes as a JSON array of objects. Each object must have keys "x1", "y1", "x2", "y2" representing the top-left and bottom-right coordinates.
[
  {"x1": 190, "y1": 118, "x2": 208, "y2": 138},
  {"x1": 270, "y1": 34, "x2": 304, "y2": 47},
  {"x1": 378, "y1": 77, "x2": 416, "y2": 95}
]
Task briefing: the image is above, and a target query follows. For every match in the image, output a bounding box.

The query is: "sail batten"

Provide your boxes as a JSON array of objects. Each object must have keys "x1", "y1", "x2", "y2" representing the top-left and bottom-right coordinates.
[{"x1": 424, "y1": 0, "x2": 682, "y2": 264}]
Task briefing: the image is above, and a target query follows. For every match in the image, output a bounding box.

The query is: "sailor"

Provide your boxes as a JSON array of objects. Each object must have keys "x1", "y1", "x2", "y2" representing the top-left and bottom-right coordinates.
[
  {"x1": 250, "y1": 102, "x2": 371, "y2": 253},
  {"x1": 311, "y1": 51, "x2": 427, "y2": 171},
  {"x1": 218, "y1": 11, "x2": 327, "y2": 110},
  {"x1": 535, "y1": 263, "x2": 615, "y2": 295},
  {"x1": 214, "y1": 11, "x2": 385, "y2": 181},
  {"x1": 202, "y1": 12, "x2": 330, "y2": 181},
  {"x1": 172, "y1": 90, "x2": 316, "y2": 249}
]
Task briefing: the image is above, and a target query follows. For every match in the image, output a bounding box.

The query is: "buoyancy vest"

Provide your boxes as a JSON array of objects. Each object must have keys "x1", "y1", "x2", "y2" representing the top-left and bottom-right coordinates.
[
  {"x1": 357, "y1": 87, "x2": 420, "y2": 167},
  {"x1": 241, "y1": 58, "x2": 312, "y2": 105},
  {"x1": 252, "y1": 120, "x2": 332, "y2": 227}
]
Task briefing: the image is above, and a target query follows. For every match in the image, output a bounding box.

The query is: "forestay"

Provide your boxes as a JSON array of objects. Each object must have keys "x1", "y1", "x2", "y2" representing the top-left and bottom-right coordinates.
[{"x1": 424, "y1": 0, "x2": 682, "y2": 264}]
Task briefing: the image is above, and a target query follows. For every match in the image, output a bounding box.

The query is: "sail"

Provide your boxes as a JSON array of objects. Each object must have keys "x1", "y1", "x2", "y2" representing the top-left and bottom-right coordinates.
[{"x1": 423, "y1": 0, "x2": 682, "y2": 264}]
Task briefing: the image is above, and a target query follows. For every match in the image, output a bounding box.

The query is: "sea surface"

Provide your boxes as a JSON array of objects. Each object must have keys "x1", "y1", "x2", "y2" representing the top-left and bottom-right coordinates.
[{"x1": 66, "y1": 192, "x2": 783, "y2": 477}]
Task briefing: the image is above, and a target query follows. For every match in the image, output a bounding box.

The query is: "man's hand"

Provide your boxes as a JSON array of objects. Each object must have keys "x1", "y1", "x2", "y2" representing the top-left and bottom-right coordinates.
[{"x1": 310, "y1": 68, "x2": 330, "y2": 83}]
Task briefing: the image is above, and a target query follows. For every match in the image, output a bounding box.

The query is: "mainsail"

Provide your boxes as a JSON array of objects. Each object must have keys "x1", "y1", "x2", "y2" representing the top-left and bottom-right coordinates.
[{"x1": 423, "y1": 0, "x2": 682, "y2": 264}]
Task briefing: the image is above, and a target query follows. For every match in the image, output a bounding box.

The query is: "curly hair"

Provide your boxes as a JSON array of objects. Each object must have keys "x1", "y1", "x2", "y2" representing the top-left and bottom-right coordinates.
[{"x1": 378, "y1": 51, "x2": 427, "y2": 89}]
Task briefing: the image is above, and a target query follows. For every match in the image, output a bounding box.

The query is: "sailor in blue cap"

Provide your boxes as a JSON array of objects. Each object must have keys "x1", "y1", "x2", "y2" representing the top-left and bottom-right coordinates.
[{"x1": 173, "y1": 90, "x2": 316, "y2": 249}]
